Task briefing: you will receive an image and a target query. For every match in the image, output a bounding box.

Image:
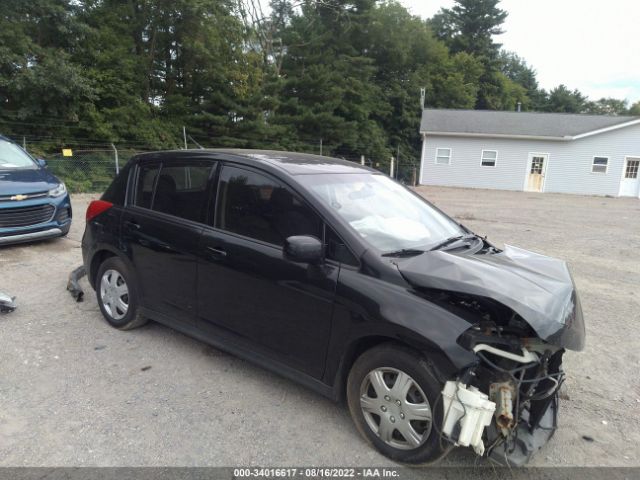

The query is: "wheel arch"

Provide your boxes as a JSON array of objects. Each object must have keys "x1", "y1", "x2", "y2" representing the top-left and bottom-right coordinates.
[
  {"x1": 88, "y1": 245, "x2": 137, "y2": 290},
  {"x1": 332, "y1": 332, "x2": 457, "y2": 402}
]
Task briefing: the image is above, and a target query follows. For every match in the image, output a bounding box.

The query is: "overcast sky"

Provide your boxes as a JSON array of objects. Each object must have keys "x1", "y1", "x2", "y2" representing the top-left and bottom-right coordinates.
[{"x1": 400, "y1": 0, "x2": 640, "y2": 104}]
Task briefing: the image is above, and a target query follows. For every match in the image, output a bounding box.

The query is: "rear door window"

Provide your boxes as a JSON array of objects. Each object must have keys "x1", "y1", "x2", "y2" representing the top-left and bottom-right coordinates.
[
  {"x1": 215, "y1": 165, "x2": 322, "y2": 245},
  {"x1": 152, "y1": 162, "x2": 214, "y2": 222},
  {"x1": 135, "y1": 163, "x2": 160, "y2": 209}
]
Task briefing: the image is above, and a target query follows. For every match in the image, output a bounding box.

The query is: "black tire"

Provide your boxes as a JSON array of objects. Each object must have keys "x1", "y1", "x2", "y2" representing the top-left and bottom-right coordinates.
[
  {"x1": 347, "y1": 343, "x2": 450, "y2": 465},
  {"x1": 95, "y1": 256, "x2": 147, "y2": 330}
]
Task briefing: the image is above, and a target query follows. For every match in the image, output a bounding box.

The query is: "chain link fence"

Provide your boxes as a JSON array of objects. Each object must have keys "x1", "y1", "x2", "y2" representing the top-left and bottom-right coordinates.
[
  {"x1": 45, "y1": 149, "x2": 144, "y2": 193},
  {"x1": 17, "y1": 139, "x2": 419, "y2": 193}
]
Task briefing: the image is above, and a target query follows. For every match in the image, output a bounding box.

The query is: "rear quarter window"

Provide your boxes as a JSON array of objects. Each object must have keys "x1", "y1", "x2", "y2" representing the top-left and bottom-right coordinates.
[{"x1": 102, "y1": 164, "x2": 131, "y2": 205}]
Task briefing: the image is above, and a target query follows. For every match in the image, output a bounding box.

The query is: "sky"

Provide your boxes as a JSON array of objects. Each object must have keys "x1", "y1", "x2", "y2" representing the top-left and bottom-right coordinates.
[{"x1": 400, "y1": 0, "x2": 640, "y2": 104}]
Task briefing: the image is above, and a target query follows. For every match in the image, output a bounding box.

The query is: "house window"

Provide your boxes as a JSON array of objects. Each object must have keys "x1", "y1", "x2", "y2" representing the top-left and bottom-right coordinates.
[
  {"x1": 481, "y1": 150, "x2": 497, "y2": 167},
  {"x1": 435, "y1": 148, "x2": 451, "y2": 165},
  {"x1": 591, "y1": 156, "x2": 609, "y2": 174},
  {"x1": 625, "y1": 159, "x2": 639, "y2": 179}
]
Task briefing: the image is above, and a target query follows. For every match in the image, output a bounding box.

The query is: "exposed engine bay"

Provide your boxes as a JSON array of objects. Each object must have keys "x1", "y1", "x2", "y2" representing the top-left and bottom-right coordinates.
[
  {"x1": 426, "y1": 285, "x2": 567, "y2": 465},
  {"x1": 440, "y1": 330, "x2": 564, "y2": 466}
]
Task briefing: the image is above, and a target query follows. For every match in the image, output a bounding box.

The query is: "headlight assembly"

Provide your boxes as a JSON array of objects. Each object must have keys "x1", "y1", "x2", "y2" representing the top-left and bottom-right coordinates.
[{"x1": 49, "y1": 183, "x2": 67, "y2": 198}]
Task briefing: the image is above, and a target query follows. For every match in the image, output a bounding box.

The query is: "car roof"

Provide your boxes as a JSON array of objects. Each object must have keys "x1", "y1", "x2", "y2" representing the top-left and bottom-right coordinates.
[{"x1": 138, "y1": 148, "x2": 377, "y2": 175}]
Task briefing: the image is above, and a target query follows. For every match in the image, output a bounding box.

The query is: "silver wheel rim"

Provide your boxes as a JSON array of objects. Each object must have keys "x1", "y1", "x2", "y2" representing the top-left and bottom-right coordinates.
[
  {"x1": 100, "y1": 269, "x2": 129, "y2": 321},
  {"x1": 360, "y1": 367, "x2": 432, "y2": 450}
]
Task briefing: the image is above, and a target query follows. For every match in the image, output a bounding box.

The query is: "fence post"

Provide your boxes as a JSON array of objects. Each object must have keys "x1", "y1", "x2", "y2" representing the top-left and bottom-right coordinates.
[
  {"x1": 319, "y1": 138, "x2": 323, "y2": 156},
  {"x1": 360, "y1": 155, "x2": 365, "y2": 166},
  {"x1": 111, "y1": 143, "x2": 119, "y2": 175},
  {"x1": 389, "y1": 156, "x2": 394, "y2": 178}
]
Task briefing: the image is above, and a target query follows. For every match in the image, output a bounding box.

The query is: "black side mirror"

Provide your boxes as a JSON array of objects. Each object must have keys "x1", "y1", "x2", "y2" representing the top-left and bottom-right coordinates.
[
  {"x1": 37, "y1": 158, "x2": 47, "y2": 167},
  {"x1": 283, "y1": 235, "x2": 323, "y2": 264}
]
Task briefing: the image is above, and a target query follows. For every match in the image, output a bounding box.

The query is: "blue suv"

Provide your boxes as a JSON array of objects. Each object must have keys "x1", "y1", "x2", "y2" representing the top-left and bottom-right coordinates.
[{"x1": 0, "y1": 136, "x2": 72, "y2": 245}]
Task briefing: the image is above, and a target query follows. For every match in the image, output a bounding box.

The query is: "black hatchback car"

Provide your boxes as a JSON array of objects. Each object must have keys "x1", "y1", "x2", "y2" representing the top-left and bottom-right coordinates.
[{"x1": 82, "y1": 149, "x2": 585, "y2": 466}]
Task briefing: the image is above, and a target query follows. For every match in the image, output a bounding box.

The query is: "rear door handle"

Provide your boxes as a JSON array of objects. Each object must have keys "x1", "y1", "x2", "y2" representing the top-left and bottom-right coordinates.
[
  {"x1": 206, "y1": 246, "x2": 227, "y2": 258},
  {"x1": 124, "y1": 220, "x2": 141, "y2": 230}
]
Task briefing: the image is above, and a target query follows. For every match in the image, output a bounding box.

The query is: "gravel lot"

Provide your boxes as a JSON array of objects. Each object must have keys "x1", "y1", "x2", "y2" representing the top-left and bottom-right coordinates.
[{"x1": 0, "y1": 187, "x2": 639, "y2": 467}]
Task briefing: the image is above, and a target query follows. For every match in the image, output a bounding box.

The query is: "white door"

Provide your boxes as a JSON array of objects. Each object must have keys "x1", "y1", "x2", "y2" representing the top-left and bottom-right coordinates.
[
  {"x1": 525, "y1": 154, "x2": 549, "y2": 192},
  {"x1": 619, "y1": 157, "x2": 640, "y2": 197}
]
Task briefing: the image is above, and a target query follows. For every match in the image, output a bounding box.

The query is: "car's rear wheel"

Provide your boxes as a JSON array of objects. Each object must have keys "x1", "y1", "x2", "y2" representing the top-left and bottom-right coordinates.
[
  {"x1": 347, "y1": 344, "x2": 450, "y2": 464},
  {"x1": 96, "y1": 257, "x2": 146, "y2": 330}
]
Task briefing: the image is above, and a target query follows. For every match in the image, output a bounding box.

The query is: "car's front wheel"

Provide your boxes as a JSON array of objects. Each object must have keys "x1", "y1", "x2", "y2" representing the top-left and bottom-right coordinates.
[
  {"x1": 347, "y1": 344, "x2": 450, "y2": 464},
  {"x1": 96, "y1": 256, "x2": 147, "y2": 330}
]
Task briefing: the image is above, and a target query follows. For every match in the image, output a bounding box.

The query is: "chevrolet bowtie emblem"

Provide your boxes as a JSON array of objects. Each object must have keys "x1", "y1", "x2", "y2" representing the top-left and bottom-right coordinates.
[{"x1": 10, "y1": 194, "x2": 28, "y2": 201}]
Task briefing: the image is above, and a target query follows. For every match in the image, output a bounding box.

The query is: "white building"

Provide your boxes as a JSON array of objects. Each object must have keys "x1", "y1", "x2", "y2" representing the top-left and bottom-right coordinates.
[{"x1": 418, "y1": 109, "x2": 640, "y2": 197}]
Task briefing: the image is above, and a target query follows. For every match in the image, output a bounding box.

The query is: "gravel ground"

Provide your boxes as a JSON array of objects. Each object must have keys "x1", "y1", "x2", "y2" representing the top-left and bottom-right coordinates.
[{"x1": 0, "y1": 187, "x2": 638, "y2": 467}]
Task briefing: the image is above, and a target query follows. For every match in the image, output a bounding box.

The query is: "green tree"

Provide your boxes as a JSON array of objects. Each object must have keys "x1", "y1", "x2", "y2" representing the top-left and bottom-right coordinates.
[
  {"x1": 541, "y1": 85, "x2": 588, "y2": 113},
  {"x1": 585, "y1": 98, "x2": 629, "y2": 115},
  {"x1": 499, "y1": 51, "x2": 544, "y2": 110},
  {"x1": 267, "y1": 0, "x2": 390, "y2": 160},
  {"x1": 365, "y1": 2, "x2": 482, "y2": 160},
  {"x1": 429, "y1": 0, "x2": 518, "y2": 109},
  {"x1": 1, "y1": 0, "x2": 633, "y2": 182},
  {"x1": 629, "y1": 101, "x2": 640, "y2": 115},
  {"x1": 0, "y1": 0, "x2": 95, "y2": 144},
  {"x1": 430, "y1": 0, "x2": 507, "y2": 58}
]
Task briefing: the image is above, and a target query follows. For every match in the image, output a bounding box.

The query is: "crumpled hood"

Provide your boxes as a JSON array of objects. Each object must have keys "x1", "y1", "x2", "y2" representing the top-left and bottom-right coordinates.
[
  {"x1": 0, "y1": 168, "x2": 59, "y2": 195},
  {"x1": 397, "y1": 245, "x2": 585, "y2": 351}
]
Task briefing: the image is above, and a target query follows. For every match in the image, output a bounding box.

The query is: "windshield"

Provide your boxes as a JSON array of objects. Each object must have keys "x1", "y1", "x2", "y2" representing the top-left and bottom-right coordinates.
[
  {"x1": 299, "y1": 173, "x2": 465, "y2": 252},
  {"x1": 0, "y1": 140, "x2": 37, "y2": 170}
]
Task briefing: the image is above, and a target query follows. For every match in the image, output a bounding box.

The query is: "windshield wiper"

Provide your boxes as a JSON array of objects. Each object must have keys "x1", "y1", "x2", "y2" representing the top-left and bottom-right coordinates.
[
  {"x1": 429, "y1": 234, "x2": 477, "y2": 251},
  {"x1": 382, "y1": 248, "x2": 425, "y2": 258}
]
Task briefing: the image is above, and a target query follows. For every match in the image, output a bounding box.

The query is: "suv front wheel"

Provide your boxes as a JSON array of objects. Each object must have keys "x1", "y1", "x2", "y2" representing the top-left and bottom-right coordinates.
[{"x1": 96, "y1": 256, "x2": 147, "y2": 330}]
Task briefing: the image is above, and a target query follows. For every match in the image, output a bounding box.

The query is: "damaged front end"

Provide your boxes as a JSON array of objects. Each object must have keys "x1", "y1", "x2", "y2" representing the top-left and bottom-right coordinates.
[
  {"x1": 395, "y1": 243, "x2": 585, "y2": 465},
  {"x1": 440, "y1": 328, "x2": 565, "y2": 466}
]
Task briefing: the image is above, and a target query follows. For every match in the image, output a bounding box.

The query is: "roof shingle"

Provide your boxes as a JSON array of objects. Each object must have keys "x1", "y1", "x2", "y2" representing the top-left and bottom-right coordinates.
[{"x1": 420, "y1": 109, "x2": 640, "y2": 139}]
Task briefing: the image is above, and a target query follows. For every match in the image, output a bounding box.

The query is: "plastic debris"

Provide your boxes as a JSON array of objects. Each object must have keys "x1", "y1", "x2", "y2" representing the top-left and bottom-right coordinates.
[
  {"x1": 0, "y1": 291, "x2": 17, "y2": 313},
  {"x1": 67, "y1": 265, "x2": 87, "y2": 302}
]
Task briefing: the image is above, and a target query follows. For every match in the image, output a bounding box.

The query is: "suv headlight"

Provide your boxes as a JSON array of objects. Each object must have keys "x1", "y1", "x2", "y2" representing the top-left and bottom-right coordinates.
[{"x1": 49, "y1": 183, "x2": 67, "y2": 198}]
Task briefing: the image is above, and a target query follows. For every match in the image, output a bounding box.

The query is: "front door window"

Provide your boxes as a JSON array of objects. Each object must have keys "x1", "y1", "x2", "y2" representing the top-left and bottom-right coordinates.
[{"x1": 215, "y1": 165, "x2": 322, "y2": 244}]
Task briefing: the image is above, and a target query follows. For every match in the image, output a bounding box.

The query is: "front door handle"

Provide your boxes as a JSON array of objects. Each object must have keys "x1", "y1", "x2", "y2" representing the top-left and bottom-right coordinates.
[{"x1": 206, "y1": 246, "x2": 227, "y2": 258}]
